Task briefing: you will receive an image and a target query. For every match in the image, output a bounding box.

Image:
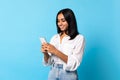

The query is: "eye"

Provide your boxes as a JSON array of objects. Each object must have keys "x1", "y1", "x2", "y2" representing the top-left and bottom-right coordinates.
[
  {"x1": 62, "y1": 20, "x2": 66, "y2": 22},
  {"x1": 61, "y1": 18, "x2": 66, "y2": 22}
]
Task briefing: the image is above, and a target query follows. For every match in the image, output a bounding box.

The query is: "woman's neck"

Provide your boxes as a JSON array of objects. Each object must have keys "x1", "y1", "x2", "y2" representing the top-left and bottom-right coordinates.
[{"x1": 60, "y1": 32, "x2": 67, "y2": 44}]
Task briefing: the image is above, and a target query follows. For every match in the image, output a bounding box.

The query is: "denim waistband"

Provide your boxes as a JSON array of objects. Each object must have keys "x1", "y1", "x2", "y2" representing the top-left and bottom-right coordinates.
[{"x1": 52, "y1": 63, "x2": 63, "y2": 69}]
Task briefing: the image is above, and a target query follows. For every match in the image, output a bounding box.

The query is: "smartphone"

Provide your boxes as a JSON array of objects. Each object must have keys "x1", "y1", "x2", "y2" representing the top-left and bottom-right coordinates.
[
  {"x1": 40, "y1": 37, "x2": 47, "y2": 44},
  {"x1": 40, "y1": 37, "x2": 51, "y2": 56}
]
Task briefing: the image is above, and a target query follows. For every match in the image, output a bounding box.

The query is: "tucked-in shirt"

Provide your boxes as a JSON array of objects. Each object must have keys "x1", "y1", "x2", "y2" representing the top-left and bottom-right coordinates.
[{"x1": 43, "y1": 34, "x2": 85, "y2": 71}]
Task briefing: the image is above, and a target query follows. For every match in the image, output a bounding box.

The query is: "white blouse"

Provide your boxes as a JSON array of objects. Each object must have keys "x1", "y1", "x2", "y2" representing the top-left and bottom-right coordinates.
[{"x1": 43, "y1": 34, "x2": 85, "y2": 71}]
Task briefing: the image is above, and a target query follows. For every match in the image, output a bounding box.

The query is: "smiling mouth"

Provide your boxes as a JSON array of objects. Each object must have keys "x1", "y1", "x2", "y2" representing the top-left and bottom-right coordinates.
[
  {"x1": 59, "y1": 26, "x2": 64, "y2": 28},
  {"x1": 60, "y1": 27, "x2": 64, "y2": 30}
]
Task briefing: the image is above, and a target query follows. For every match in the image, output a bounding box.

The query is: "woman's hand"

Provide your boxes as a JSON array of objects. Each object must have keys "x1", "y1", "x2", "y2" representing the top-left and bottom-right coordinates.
[
  {"x1": 41, "y1": 43, "x2": 57, "y2": 55},
  {"x1": 41, "y1": 43, "x2": 50, "y2": 63},
  {"x1": 41, "y1": 43, "x2": 48, "y2": 53},
  {"x1": 46, "y1": 43, "x2": 57, "y2": 55}
]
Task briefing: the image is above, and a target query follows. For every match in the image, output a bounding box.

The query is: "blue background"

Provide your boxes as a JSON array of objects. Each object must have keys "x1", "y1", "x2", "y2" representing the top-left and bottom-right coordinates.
[{"x1": 0, "y1": 0, "x2": 120, "y2": 80}]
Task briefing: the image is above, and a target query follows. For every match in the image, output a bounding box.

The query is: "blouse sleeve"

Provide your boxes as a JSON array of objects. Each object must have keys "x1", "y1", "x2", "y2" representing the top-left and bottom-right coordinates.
[
  {"x1": 64, "y1": 35, "x2": 85, "y2": 71},
  {"x1": 42, "y1": 57, "x2": 52, "y2": 66}
]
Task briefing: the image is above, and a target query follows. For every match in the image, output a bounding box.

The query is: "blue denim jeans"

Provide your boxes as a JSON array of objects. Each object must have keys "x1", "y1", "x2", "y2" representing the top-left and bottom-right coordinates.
[{"x1": 48, "y1": 64, "x2": 78, "y2": 80}]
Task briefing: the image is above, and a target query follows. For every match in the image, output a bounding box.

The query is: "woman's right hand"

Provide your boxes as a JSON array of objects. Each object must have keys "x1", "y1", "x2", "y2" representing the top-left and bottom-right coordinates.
[
  {"x1": 41, "y1": 43, "x2": 48, "y2": 53},
  {"x1": 41, "y1": 43, "x2": 50, "y2": 63}
]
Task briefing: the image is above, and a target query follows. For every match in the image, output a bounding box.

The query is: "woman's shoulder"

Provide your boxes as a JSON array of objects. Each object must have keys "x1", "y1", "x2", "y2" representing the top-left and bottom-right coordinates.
[
  {"x1": 51, "y1": 34, "x2": 59, "y2": 38},
  {"x1": 76, "y1": 34, "x2": 84, "y2": 39},
  {"x1": 74, "y1": 34, "x2": 85, "y2": 44},
  {"x1": 50, "y1": 34, "x2": 59, "y2": 41},
  {"x1": 50, "y1": 34, "x2": 59, "y2": 43}
]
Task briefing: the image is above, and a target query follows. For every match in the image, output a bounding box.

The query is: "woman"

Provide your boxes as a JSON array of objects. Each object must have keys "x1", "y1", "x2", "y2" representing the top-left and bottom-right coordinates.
[{"x1": 41, "y1": 8, "x2": 85, "y2": 80}]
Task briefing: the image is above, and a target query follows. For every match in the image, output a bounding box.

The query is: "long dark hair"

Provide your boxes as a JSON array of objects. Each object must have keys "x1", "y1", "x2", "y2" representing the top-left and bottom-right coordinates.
[{"x1": 56, "y1": 8, "x2": 79, "y2": 40}]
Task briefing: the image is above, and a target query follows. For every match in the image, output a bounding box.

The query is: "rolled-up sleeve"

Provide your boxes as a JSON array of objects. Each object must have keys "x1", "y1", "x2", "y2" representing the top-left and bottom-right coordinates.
[
  {"x1": 64, "y1": 36, "x2": 85, "y2": 71},
  {"x1": 42, "y1": 56, "x2": 52, "y2": 66}
]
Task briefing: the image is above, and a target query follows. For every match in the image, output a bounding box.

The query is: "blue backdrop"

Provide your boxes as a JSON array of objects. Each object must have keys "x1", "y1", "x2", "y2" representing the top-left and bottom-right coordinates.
[{"x1": 0, "y1": 0, "x2": 120, "y2": 80}]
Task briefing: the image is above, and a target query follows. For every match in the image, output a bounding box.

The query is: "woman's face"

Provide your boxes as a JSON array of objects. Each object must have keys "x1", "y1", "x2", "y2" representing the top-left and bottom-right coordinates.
[{"x1": 57, "y1": 13, "x2": 68, "y2": 32}]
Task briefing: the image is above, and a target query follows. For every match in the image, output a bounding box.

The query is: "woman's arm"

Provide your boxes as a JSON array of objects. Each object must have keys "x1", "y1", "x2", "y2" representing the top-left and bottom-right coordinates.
[
  {"x1": 43, "y1": 52, "x2": 50, "y2": 63},
  {"x1": 41, "y1": 43, "x2": 50, "y2": 63},
  {"x1": 45, "y1": 43, "x2": 68, "y2": 63}
]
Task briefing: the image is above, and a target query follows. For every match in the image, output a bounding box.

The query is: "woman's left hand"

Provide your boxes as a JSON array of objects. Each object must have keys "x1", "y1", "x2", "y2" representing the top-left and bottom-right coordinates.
[{"x1": 46, "y1": 43, "x2": 57, "y2": 55}]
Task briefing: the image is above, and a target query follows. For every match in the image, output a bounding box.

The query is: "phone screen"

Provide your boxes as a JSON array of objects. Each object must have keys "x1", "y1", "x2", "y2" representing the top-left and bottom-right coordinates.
[{"x1": 40, "y1": 37, "x2": 47, "y2": 44}]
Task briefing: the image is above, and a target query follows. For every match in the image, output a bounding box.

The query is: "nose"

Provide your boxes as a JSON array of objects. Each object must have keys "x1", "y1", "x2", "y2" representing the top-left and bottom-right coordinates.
[{"x1": 58, "y1": 21, "x2": 62, "y2": 26}]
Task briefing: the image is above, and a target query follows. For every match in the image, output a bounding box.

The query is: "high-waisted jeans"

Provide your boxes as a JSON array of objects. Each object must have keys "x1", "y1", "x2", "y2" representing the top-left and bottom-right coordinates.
[{"x1": 48, "y1": 64, "x2": 78, "y2": 80}]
